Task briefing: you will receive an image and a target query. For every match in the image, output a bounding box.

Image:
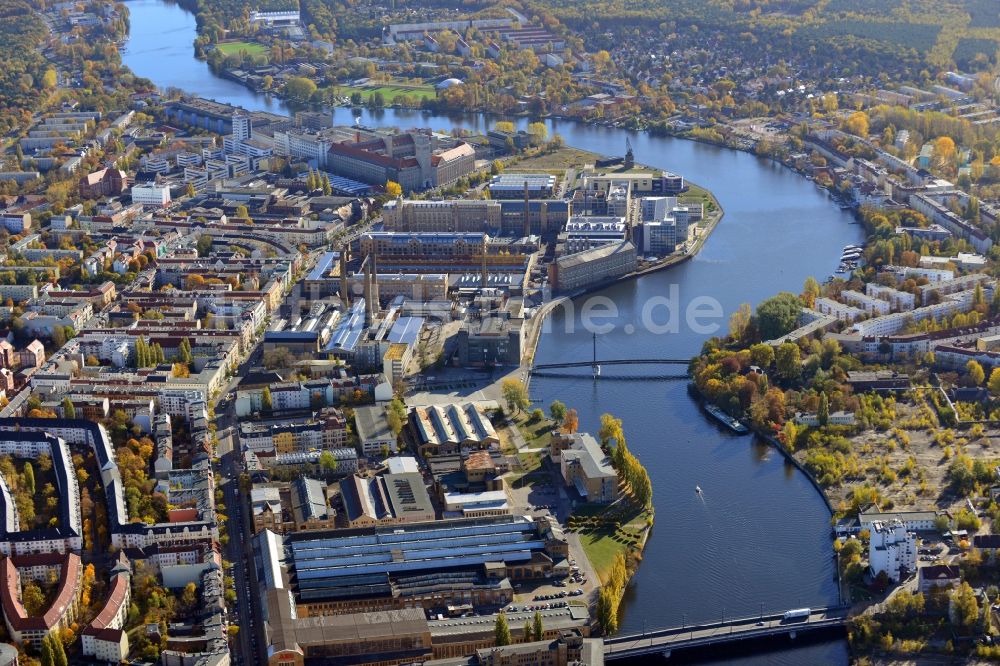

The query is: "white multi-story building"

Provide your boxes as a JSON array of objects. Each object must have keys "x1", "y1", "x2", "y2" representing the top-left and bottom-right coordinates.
[
  {"x1": 843, "y1": 290, "x2": 891, "y2": 315},
  {"x1": 869, "y1": 519, "x2": 916, "y2": 582},
  {"x1": 866, "y1": 283, "x2": 915, "y2": 311},
  {"x1": 794, "y1": 411, "x2": 856, "y2": 426},
  {"x1": 158, "y1": 389, "x2": 207, "y2": 420},
  {"x1": 273, "y1": 128, "x2": 332, "y2": 166},
  {"x1": 886, "y1": 265, "x2": 954, "y2": 283},
  {"x1": 919, "y1": 274, "x2": 990, "y2": 305},
  {"x1": 232, "y1": 114, "x2": 251, "y2": 141},
  {"x1": 131, "y1": 184, "x2": 171, "y2": 207},
  {"x1": 851, "y1": 288, "x2": 984, "y2": 337},
  {"x1": 564, "y1": 216, "x2": 627, "y2": 253},
  {"x1": 814, "y1": 297, "x2": 865, "y2": 323}
]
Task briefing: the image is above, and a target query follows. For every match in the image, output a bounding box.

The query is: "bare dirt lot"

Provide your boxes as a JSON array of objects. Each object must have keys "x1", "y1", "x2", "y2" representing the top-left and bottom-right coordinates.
[{"x1": 798, "y1": 391, "x2": 998, "y2": 516}]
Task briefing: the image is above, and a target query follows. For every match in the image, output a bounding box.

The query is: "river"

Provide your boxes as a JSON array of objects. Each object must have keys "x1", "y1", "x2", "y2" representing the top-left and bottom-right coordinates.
[{"x1": 122, "y1": 2, "x2": 862, "y2": 663}]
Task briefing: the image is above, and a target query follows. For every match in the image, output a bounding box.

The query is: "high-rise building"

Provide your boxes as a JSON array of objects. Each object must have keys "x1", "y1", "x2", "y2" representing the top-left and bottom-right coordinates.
[{"x1": 232, "y1": 114, "x2": 251, "y2": 141}]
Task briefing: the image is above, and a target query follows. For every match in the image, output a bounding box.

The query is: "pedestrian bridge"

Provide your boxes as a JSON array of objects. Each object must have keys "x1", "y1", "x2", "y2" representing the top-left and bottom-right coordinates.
[
  {"x1": 532, "y1": 358, "x2": 691, "y2": 370},
  {"x1": 530, "y1": 359, "x2": 692, "y2": 380},
  {"x1": 603, "y1": 606, "x2": 851, "y2": 660}
]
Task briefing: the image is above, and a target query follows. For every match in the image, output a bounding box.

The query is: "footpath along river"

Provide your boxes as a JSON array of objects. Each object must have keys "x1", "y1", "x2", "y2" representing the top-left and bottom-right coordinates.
[{"x1": 123, "y1": 2, "x2": 865, "y2": 661}]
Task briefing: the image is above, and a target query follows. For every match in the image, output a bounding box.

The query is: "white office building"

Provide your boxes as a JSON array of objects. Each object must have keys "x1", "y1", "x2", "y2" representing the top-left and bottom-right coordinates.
[
  {"x1": 869, "y1": 519, "x2": 916, "y2": 582},
  {"x1": 131, "y1": 184, "x2": 171, "y2": 207},
  {"x1": 232, "y1": 114, "x2": 251, "y2": 141}
]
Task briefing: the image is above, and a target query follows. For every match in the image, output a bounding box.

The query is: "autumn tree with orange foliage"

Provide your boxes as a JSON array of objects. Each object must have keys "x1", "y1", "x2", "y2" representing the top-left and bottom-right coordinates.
[{"x1": 561, "y1": 408, "x2": 579, "y2": 434}]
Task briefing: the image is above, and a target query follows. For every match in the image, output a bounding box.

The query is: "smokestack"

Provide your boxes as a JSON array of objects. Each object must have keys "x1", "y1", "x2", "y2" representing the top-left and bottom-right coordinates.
[
  {"x1": 523, "y1": 182, "x2": 530, "y2": 238},
  {"x1": 370, "y1": 251, "x2": 380, "y2": 311},
  {"x1": 481, "y1": 234, "x2": 488, "y2": 289},
  {"x1": 339, "y1": 250, "x2": 349, "y2": 306},
  {"x1": 364, "y1": 256, "x2": 374, "y2": 326}
]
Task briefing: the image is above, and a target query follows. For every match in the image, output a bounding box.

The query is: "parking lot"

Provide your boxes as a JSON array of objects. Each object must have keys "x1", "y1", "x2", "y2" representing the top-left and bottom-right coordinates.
[{"x1": 507, "y1": 557, "x2": 593, "y2": 612}]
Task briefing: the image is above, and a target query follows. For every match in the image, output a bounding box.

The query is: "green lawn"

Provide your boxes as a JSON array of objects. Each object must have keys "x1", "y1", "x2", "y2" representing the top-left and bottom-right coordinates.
[
  {"x1": 335, "y1": 82, "x2": 438, "y2": 103},
  {"x1": 216, "y1": 41, "x2": 269, "y2": 57},
  {"x1": 514, "y1": 411, "x2": 555, "y2": 449},
  {"x1": 515, "y1": 146, "x2": 600, "y2": 171},
  {"x1": 569, "y1": 503, "x2": 652, "y2": 583},
  {"x1": 577, "y1": 529, "x2": 627, "y2": 582},
  {"x1": 680, "y1": 180, "x2": 720, "y2": 215}
]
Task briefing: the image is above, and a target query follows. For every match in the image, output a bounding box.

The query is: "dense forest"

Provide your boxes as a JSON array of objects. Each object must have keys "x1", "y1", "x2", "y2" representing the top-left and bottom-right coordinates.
[
  {"x1": 531, "y1": 0, "x2": 1000, "y2": 72},
  {"x1": 0, "y1": 0, "x2": 52, "y2": 136}
]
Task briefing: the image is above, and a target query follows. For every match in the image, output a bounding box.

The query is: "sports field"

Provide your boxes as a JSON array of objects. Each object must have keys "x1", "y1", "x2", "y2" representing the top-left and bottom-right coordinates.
[
  {"x1": 343, "y1": 82, "x2": 437, "y2": 102},
  {"x1": 215, "y1": 41, "x2": 269, "y2": 57}
]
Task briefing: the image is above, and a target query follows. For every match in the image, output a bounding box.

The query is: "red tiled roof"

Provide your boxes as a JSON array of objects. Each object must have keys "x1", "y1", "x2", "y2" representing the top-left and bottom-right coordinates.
[
  {"x1": 88, "y1": 571, "x2": 128, "y2": 630},
  {"x1": 1, "y1": 552, "x2": 80, "y2": 632}
]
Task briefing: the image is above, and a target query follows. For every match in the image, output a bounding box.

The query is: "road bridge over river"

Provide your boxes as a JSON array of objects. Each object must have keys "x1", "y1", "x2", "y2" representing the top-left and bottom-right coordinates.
[{"x1": 603, "y1": 606, "x2": 850, "y2": 660}]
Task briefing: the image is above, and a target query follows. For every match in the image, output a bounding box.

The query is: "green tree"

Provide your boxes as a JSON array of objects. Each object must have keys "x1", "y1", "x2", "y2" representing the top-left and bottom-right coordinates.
[
  {"x1": 532, "y1": 610, "x2": 544, "y2": 642},
  {"x1": 801, "y1": 276, "x2": 821, "y2": 308},
  {"x1": 755, "y1": 292, "x2": 802, "y2": 341},
  {"x1": 522, "y1": 619, "x2": 532, "y2": 642},
  {"x1": 319, "y1": 450, "x2": 338, "y2": 472},
  {"x1": 40, "y1": 634, "x2": 53, "y2": 666},
  {"x1": 61, "y1": 396, "x2": 75, "y2": 419},
  {"x1": 950, "y1": 582, "x2": 980, "y2": 630},
  {"x1": 817, "y1": 393, "x2": 829, "y2": 427},
  {"x1": 749, "y1": 343, "x2": 775, "y2": 368},
  {"x1": 22, "y1": 581, "x2": 45, "y2": 615},
  {"x1": 934, "y1": 514, "x2": 951, "y2": 533},
  {"x1": 196, "y1": 234, "x2": 213, "y2": 257},
  {"x1": 501, "y1": 378, "x2": 529, "y2": 414},
  {"x1": 967, "y1": 360, "x2": 985, "y2": 386},
  {"x1": 386, "y1": 408, "x2": 403, "y2": 437},
  {"x1": 495, "y1": 610, "x2": 512, "y2": 646},
  {"x1": 527, "y1": 121, "x2": 548, "y2": 144},
  {"x1": 728, "y1": 302, "x2": 753, "y2": 343},
  {"x1": 775, "y1": 343, "x2": 802, "y2": 381},
  {"x1": 599, "y1": 413, "x2": 625, "y2": 449},
  {"x1": 261, "y1": 386, "x2": 273, "y2": 412},
  {"x1": 285, "y1": 76, "x2": 318, "y2": 103},
  {"x1": 24, "y1": 462, "x2": 34, "y2": 495},
  {"x1": 597, "y1": 586, "x2": 619, "y2": 634},
  {"x1": 178, "y1": 338, "x2": 193, "y2": 365},
  {"x1": 52, "y1": 634, "x2": 67, "y2": 666},
  {"x1": 549, "y1": 400, "x2": 566, "y2": 422},
  {"x1": 41, "y1": 68, "x2": 57, "y2": 89},
  {"x1": 181, "y1": 582, "x2": 198, "y2": 610},
  {"x1": 846, "y1": 111, "x2": 869, "y2": 137}
]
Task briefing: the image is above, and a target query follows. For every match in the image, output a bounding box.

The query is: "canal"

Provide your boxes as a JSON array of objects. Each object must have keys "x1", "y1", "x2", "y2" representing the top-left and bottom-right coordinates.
[{"x1": 123, "y1": 2, "x2": 863, "y2": 662}]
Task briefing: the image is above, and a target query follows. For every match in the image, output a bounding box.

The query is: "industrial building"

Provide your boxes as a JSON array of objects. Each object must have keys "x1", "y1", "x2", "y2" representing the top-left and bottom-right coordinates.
[
  {"x1": 409, "y1": 403, "x2": 500, "y2": 457},
  {"x1": 382, "y1": 199, "x2": 502, "y2": 232},
  {"x1": 487, "y1": 173, "x2": 557, "y2": 199},
  {"x1": 549, "y1": 241, "x2": 637, "y2": 293},
  {"x1": 252, "y1": 514, "x2": 569, "y2": 626},
  {"x1": 326, "y1": 130, "x2": 475, "y2": 192}
]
